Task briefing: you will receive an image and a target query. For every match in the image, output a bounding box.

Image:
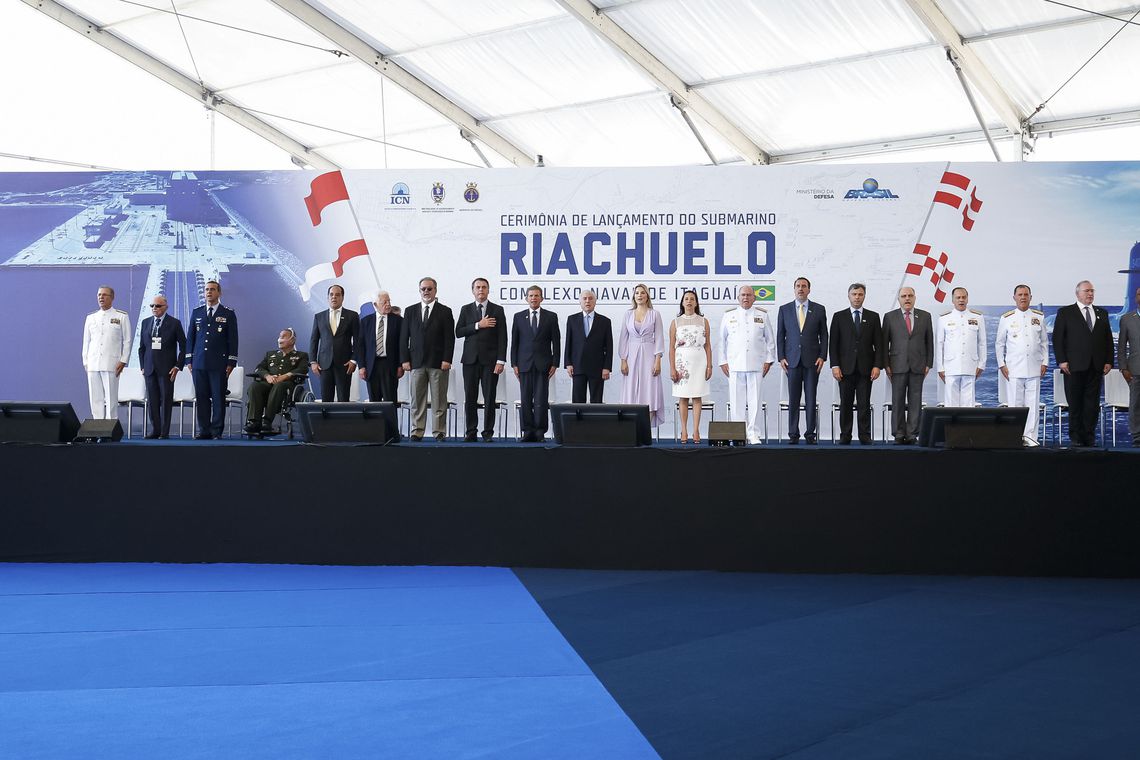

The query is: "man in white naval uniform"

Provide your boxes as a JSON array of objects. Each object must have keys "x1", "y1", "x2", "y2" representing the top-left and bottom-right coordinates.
[
  {"x1": 81, "y1": 285, "x2": 132, "y2": 419},
  {"x1": 719, "y1": 285, "x2": 776, "y2": 444},
  {"x1": 936, "y1": 286, "x2": 986, "y2": 406},
  {"x1": 995, "y1": 284, "x2": 1049, "y2": 446}
]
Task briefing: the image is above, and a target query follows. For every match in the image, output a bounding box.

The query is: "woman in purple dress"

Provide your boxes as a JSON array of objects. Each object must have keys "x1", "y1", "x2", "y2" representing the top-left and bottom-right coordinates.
[{"x1": 618, "y1": 283, "x2": 665, "y2": 427}]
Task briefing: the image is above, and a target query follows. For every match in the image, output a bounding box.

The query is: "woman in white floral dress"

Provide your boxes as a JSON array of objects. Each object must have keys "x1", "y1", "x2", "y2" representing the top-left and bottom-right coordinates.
[{"x1": 669, "y1": 290, "x2": 712, "y2": 443}]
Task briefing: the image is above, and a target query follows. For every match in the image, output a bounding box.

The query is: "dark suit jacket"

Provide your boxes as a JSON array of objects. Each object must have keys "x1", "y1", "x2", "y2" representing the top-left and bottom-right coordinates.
[
  {"x1": 138, "y1": 315, "x2": 186, "y2": 375},
  {"x1": 455, "y1": 301, "x2": 507, "y2": 365},
  {"x1": 511, "y1": 309, "x2": 561, "y2": 372},
  {"x1": 564, "y1": 311, "x2": 613, "y2": 375},
  {"x1": 399, "y1": 301, "x2": 455, "y2": 369},
  {"x1": 357, "y1": 312, "x2": 403, "y2": 373},
  {"x1": 829, "y1": 308, "x2": 883, "y2": 376},
  {"x1": 186, "y1": 304, "x2": 238, "y2": 371},
  {"x1": 1053, "y1": 303, "x2": 1114, "y2": 372},
  {"x1": 882, "y1": 308, "x2": 934, "y2": 374},
  {"x1": 777, "y1": 300, "x2": 828, "y2": 366},
  {"x1": 310, "y1": 308, "x2": 359, "y2": 369}
]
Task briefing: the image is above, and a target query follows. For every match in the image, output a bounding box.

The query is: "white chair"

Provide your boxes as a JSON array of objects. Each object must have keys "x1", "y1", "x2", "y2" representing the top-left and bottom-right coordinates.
[
  {"x1": 223, "y1": 366, "x2": 244, "y2": 437},
  {"x1": 1051, "y1": 368, "x2": 1069, "y2": 446},
  {"x1": 475, "y1": 371, "x2": 508, "y2": 439},
  {"x1": 672, "y1": 399, "x2": 716, "y2": 442},
  {"x1": 724, "y1": 401, "x2": 768, "y2": 443},
  {"x1": 172, "y1": 370, "x2": 196, "y2": 438},
  {"x1": 997, "y1": 371, "x2": 1048, "y2": 443},
  {"x1": 116, "y1": 370, "x2": 148, "y2": 438},
  {"x1": 777, "y1": 374, "x2": 820, "y2": 442},
  {"x1": 1103, "y1": 369, "x2": 1130, "y2": 447}
]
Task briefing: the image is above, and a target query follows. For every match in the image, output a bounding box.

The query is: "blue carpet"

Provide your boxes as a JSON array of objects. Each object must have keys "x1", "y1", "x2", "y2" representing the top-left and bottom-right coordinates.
[
  {"x1": 0, "y1": 564, "x2": 658, "y2": 759},
  {"x1": 516, "y1": 570, "x2": 1140, "y2": 760}
]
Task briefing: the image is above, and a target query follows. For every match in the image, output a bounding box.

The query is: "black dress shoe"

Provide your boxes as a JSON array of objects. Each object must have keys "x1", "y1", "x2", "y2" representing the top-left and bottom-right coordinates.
[
  {"x1": 522, "y1": 432, "x2": 537, "y2": 443},
  {"x1": 243, "y1": 421, "x2": 260, "y2": 434},
  {"x1": 434, "y1": 432, "x2": 446, "y2": 441},
  {"x1": 805, "y1": 436, "x2": 817, "y2": 445},
  {"x1": 859, "y1": 437, "x2": 872, "y2": 445},
  {"x1": 143, "y1": 432, "x2": 160, "y2": 440},
  {"x1": 482, "y1": 434, "x2": 494, "y2": 442},
  {"x1": 788, "y1": 437, "x2": 800, "y2": 445},
  {"x1": 463, "y1": 433, "x2": 477, "y2": 442},
  {"x1": 838, "y1": 437, "x2": 852, "y2": 445},
  {"x1": 894, "y1": 437, "x2": 906, "y2": 445},
  {"x1": 158, "y1": 434, "x2": 170, "y2": 439},
  {"x1": 410, "y1": 434, "x2": 423, "y2": 442},
  {"x1": 194, "y1": 433, "x2": 213, "y2": 440}
]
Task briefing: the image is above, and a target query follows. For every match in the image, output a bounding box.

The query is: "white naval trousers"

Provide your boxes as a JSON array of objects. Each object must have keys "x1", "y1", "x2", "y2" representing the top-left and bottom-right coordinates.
[
  {"x1": 943, "y1": 374, "x2": 976, "y2": 407},
  {"x1": 87, "y1": 370, "x2": 119, "y2": 419},
  {"x1": 728, "y1": 370, "x2": 764, "y2": 443},
  {"x1": 1008, "y1": 375, "x2": 1042, "y2": 443}
]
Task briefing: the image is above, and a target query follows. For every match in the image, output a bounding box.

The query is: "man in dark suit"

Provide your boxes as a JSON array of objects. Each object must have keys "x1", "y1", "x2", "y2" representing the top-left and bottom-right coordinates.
[
  {"x1": 185, "y1": 280, "x2": 238, "y2": 439},
  {"x1": 137, "y1": 295, "x2": 186, "y2": 439},
  {"x1": 881, "y1": 286, "x2": 933, "y2": 444},
  {"x1": 777, "y1": 277, "x2": 828, "y2": 444},
  {"x1": 1119, "y1": 286, "x2": 1140, "y2": 446},
  {"x1": 829, "y1": 283, "x2": 883, "y2": 445},
  {"x1": 511, "y1": 285, "x2": 561, "y2": 442},
  {"x1": 309, "y1": 284, "x2": 359, "y2": 402},
  {"x1": 563, "y1": 289, "x2": 612, "y2": 403},
  {"x1": 400, "y1": 276, "x2": 455, "y2": 441},
  {"x1": 1053, "y1": 280, "x2": 1114, "y2": 446},
  {"x1": 455, "y1": 277, "x2": 507, "y2": 442},
  {"x1": 358, "y1": 290, "x2": 404, "y2": 403}
]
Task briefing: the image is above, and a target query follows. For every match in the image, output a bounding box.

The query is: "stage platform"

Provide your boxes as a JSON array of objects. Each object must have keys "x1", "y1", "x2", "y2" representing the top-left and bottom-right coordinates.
[{"x1": 2, "y1": 439, "x2": 1138, "y2": 577}]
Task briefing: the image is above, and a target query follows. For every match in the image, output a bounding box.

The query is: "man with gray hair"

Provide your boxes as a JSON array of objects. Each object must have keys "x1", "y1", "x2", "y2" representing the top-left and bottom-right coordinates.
[
  {"x1": 245, "y1": 328, "x2": 309, "y2": 435},
  {"x1": 358, "y1": 290, "x2": 403, "y2": 403},
  {"x1": 82, "y1": 285, "x2": 132, "y2": 419},
  {"x1": 1052, "y1": 280, "x2": 1113, "y2": 446},
  {"x1": 564, "y1": 289, "x2": 613, "y2": 403},
  {"x1": 882, "y1": 286, "x2": 933, "y2": 444}
]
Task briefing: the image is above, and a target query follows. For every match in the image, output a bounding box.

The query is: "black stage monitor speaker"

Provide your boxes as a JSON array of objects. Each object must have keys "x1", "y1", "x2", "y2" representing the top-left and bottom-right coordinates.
[
  {"x1": 550, "y1": 403, "x2": 653, "y2": 446},
  {"x1": 0, "y1": 401, "x2": 82, "y2": 443},
  {"x1": 294, "y1": 402, "x2": 401, "y2": 443},
  {"x1": 75, "y1": 418, "x2": 124, "y2": 443},
  {"x1": 708, "y1": 421, "x2": 748, "y2": 447},
  {"x1": 918, "y1": 406, "x2": 1028, "y2": 449}
]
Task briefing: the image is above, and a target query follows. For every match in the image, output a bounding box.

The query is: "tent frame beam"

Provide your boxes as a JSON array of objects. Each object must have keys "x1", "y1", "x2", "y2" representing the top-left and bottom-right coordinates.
[
  {"x1": 20, "y1": 0, "x2": 337, "y2": 170},
  {"x1": 553, "y1": 0, "x2": 771, "y2": 164},
  {"x1": 268, "y1": 0, "x2": 535, "y2": 167}
]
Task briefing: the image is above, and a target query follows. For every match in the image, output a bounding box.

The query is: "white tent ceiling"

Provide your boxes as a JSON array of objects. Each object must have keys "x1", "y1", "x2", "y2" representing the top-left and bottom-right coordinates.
[{"x1": 5, "y1": 0, "x2": 1140, "y2": 170}]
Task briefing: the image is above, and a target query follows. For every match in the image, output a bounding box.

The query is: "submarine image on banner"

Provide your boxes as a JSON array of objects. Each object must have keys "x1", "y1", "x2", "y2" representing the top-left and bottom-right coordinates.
[{"x1": 1045, "y1": 240, "x2": 1140, "y2": 336}]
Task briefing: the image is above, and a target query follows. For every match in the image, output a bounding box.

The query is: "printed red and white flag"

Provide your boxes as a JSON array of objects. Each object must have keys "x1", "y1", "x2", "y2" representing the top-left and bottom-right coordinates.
[
  {"x1": 932, "y1": 171, "x2": 983, "y2": 231},
  {"x1": 297, "y1": 171, "x2": 378, "y2": 303},
  {"x1": 905, "y1": 243, "x2": 955, "y2": 303}
]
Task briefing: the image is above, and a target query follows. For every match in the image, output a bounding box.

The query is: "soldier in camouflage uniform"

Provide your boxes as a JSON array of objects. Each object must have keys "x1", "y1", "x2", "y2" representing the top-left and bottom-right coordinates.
[{"x1": 245, "y1": 328, "x2": 310, "y2": 434}]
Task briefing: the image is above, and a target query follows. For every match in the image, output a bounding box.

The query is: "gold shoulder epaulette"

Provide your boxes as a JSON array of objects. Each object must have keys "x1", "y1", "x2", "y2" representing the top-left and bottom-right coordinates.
[{"x1": 1001, "y1": 309, "x2": 1016, "y2": 318}]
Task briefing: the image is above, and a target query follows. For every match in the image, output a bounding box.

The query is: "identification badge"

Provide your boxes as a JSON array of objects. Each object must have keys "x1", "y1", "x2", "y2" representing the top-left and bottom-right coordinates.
[
  {"x1": 215, "y1": 316, "x2": 227, "y2": 323},
  {"x1": 152, "y1": 337, "x2": 162, "y2": 349},
  {"x1": 754, "y1": 317, "x2": 762, "y2": 324}
]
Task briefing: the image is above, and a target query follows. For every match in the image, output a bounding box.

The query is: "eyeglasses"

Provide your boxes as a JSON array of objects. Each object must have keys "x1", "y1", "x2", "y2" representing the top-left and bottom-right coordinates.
[
  {"x1": 150, "y1": 304, "x2": 165, "y2": 308},
  {"x1": 420, "y1": 286, "x2": 435, "y2": 292}
]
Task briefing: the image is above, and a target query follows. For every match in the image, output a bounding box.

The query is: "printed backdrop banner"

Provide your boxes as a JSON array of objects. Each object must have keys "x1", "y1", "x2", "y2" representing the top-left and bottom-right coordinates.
[{"x1": 1, "y1": 163, "x2": 1138, "y2": 434}]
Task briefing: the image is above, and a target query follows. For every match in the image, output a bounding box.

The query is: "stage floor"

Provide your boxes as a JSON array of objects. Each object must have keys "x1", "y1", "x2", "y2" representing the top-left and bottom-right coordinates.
[{"x1": 2, "y1": 439, "x2": 1138, "y2": 576}]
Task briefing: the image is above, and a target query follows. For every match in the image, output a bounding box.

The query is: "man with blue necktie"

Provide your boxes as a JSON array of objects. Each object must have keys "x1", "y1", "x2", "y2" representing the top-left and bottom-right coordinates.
[
  {"x1": 185, "y1": 280, "x2": 238, "y2": 439},
  {"x1": 564, "y1": 289, "x2": 613, "y2": 403}
]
